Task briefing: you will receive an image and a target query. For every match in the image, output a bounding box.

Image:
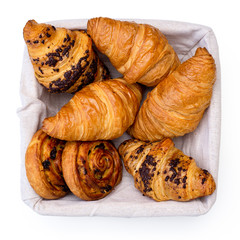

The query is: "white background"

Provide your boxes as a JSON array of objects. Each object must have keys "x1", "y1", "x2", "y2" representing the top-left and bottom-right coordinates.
[{"x1": 1, "y1": 0, "x2": 239, "y2": 239}]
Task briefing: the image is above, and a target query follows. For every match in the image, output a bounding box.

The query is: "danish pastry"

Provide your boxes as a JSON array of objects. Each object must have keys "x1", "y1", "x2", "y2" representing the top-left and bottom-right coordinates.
[
  {"x1": 25, "y1": 129, "x2": 69, "y2": 199},
  {"x1": 62, "y1": 140, "x2": 122, "y2": 200}
]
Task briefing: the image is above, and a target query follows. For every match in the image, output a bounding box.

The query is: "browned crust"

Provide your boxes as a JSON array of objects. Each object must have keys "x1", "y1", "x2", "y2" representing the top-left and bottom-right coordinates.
[
  {"x1": 62, "y1": 141, "x2": 122, "y2": 200},
  {"x1": 25, "y1": 129, "x2": 68, "y2": 199}
]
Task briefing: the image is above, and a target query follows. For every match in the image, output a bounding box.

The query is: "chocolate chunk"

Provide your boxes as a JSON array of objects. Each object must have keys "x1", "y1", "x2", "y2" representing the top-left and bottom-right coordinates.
[
  {"x1": 170, "y1": 173, "x2": 177, "y2": 182},
  {"x1": 62, "y1": 45, "x2": 71, "y2": 56},
  {"x1": 50, "y1": 147, "x2": 57, "y2": 159},
  {"x1": 42, "y1": 159, "x2": 50, "y2": 170},
  {"x1": 169, "y1": 158, "x2": 180, "y2": 168},
  {"x1": 63, "y1": 34, "x2": 70, "y2": 43},
  {"x1": 165, "y1": 176, "x2": 169, "y2": 181},
  {"x1": 95, "y1": 142, "x2": 105, "y2": 150},
  {"x1": 66, "y1": 34, "x2": 70, "y2": 42},
  {"x1": 174, "y1": 178, "x2": 180, "y2": 185},
  {"x1": 45, "y1": 56, "x2": 58, "y2": 67},
  {"x1": 70, "y1": 40, "x2": 75, "y2": 47},
  {"x1": 102, "y1": 185, "x2": 112, "y2": 193},
  {"x1": 182, "y1": 176, "x2": 187, "y2": 183},
  {"x1": 139, "y1": 164, "x2": 151, "y2": 188},
  {"x1": 38, "y1": 67, "x2": 44, "y2": 74},
  {"x1": 94, "y1": 169, "x2": 100, "y2": 174},
  {"x1": 64, "y1": 70, "x2": 72, "y2": 79},
  {"x1": 48, "y1": 51, "x2": 95, "y2": 93},
  {"x1": 203, "y1": 169, "x2": 209, "y2": 175},
  {"x1": 136, "y1": 145, "x2": 144, "y2": 154},
  {"x1": 46, "y1": 52, "x2": 60, "y2": 58},
  {"x1": 56, "y1": 47, "x2": 62, "y2": 53},
  {"x1": 170, "y1": 167, "x2": 177, "y2": 175},
  {"x1": 202, "y1": 178, "x2": 207, "y2": 185},
  {"x1": 145, "y1": 155, "x2": 157, "y2": 166}
]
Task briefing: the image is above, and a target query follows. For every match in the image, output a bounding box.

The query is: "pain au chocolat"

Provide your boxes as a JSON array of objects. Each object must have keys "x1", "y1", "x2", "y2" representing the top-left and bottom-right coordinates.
[{"x1": 23, "y1": 20, "x2": 110, "y2": 93}]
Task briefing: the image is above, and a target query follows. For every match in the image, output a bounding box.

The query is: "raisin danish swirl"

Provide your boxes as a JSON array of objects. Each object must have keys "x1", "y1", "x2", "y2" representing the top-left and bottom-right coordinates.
[
  {"x1": 25, "y1": 129, "x2": 69, "y2": 199},
  {"x1": 62, "y1": 141, "x2": 122, "y2": 200},
  {"x1": 118, "y1": 138, "x2": 216, "y2": 202},
  {"x1": 23, "y1": 20, "x2": 110, "y2": 93}
]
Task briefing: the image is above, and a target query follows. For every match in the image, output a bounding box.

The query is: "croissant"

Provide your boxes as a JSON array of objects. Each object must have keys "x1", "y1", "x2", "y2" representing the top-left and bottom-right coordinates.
[
  {"x1": 23, "y1": 20, "x2": 110, "y2": 93},
  {"x1": 25, "y1": 129, "x2": 69, "y2": 199},
  {"x1": 62, "y1": 140, "x2": 122, "y2": 200},
  {"x1": 87, "y1": 17, "x2": 180, "y2": 86},
  {"x1": 118, "y1": 138, "x2": 216, "y2": 202},
  {"x1": 128, "y1": 47, "x2": 216, "y2": 142},
  {"x1": 42, "y1": 78, "x2": 142, "y2": 141}
]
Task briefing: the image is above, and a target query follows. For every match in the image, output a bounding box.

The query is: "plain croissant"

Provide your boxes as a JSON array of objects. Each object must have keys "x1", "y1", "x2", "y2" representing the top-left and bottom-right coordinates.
[
  {"x1": 118, "y1": 138, "x2": 216, "y2": 202},
  {"x1": 62, "y1": 140, "x2": 122, "y2": 200},
  {"x1": 128, "y1": 47, "x2": 216, "y2": 142},
  {"x1": 42, "y1": 79, "x2": 142, "y2": 141},
  {"x1": 23, "y1": 20, "x2": 110, "y2": 93},
  {"x1": 87, "y1": 17, "x2": 180, "y2": 87}
]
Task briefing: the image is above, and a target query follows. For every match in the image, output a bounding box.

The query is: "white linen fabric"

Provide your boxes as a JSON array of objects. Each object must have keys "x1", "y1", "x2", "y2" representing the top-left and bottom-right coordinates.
[{"x1": 18, "y1": 19, "x2": 221, "y2": 217}]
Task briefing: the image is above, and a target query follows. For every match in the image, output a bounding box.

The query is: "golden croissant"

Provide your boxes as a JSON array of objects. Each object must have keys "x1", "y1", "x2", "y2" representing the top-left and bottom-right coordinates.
[
  {"x1": 23, "y1": 20, "x2": 110, "y2": 93},
  {"x1": 62, "y1": 140, "x2": 122, "y2": 200},
  {"x1": 128, "y1": 47, "x2": 216, "y2": 142},
  {"x1": 118, "y1": 138, "x2": 216, "y2": 202},
  {"x1": 25, "y1": 129, "x2": 69, "y2": 199},
  {"x1": 42, "y1": 79, "x2": 142, "y2": 141},
  {"x1": 87, "y1": 17, "x2": 180, "y2": 86}
]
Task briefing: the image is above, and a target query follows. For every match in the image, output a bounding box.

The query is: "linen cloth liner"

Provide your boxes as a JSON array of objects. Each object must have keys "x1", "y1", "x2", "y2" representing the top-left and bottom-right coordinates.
[{"x1": 18, "y1": 19, "x2": 221, "y2": 217}]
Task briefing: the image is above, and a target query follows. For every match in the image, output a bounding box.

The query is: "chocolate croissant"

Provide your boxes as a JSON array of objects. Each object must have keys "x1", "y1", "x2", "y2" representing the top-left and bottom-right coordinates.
[
  {"x1": 87, "y1": 17, "x2": 180, "y2": 86},
  {"x1": 25, "y1": 129, "x2": 69, "y2": 199},
  {"x1": 23, "y1": 20, "x2": 110, "y2": 93},
  {"x1": 62, "y1": 140, "x2": 122, "y2": 200},
  {"x1": 128, "y1": 47, "x2": 216, "y2": 142},
  {"x1": 118, "y1": 138, "x2": 216, "y2": 202},
  {"x1": 42, "y1": 78, "x2": 142, "y2": 141}
]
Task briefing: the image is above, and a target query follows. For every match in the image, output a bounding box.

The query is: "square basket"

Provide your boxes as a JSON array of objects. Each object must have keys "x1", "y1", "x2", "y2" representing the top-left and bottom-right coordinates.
[{"x1": 18, "y1": 19, "x2": 221, "y2": 217}]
